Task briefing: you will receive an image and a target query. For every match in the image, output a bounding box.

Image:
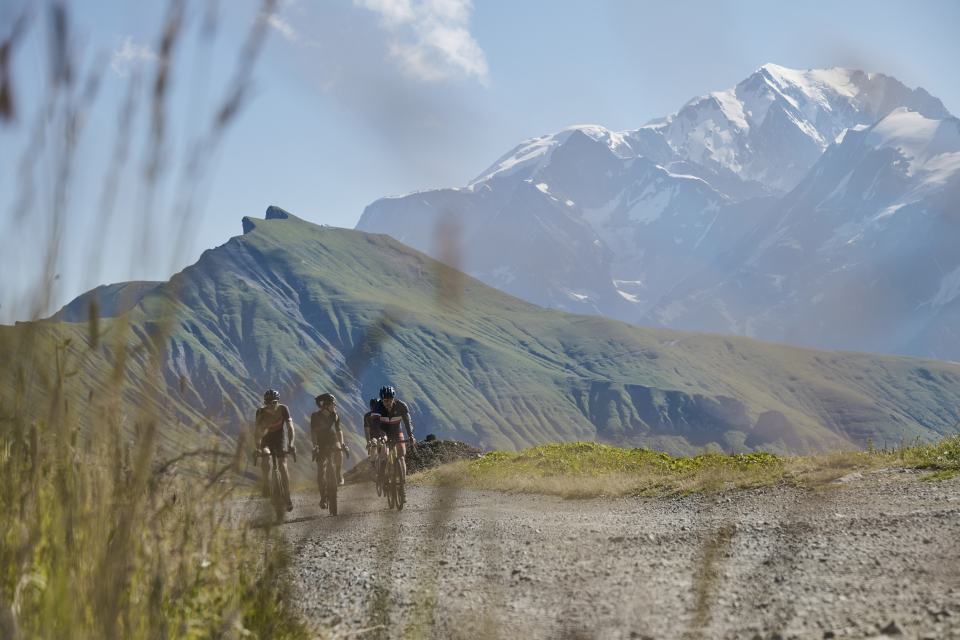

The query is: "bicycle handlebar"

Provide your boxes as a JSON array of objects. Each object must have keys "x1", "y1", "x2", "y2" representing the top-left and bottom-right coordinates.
[
  {"x1": 311, "y1": 443, "x2": 349, "y2": 462},
  {"x1": 253, "y1": 446, "x2": 296, "y2": 464}
]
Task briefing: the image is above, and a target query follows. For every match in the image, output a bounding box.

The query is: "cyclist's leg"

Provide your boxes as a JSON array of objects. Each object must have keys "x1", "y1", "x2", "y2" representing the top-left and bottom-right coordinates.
[
  {"x1": 260, "y1": 453, "x2": 271, "y2": 485},
  {"x1": 278, "y1": 457, "x2": 292, "y2": 504},
  {"x1": 318, "y1": 455, "x2": 328, "y2": 506},
  {"x1": 397, "y1": 441, "x2": 407, "y2": 487},
  {"x1": 378, "y1": 437, "x2": 388, "y2": 462},
  {"x1": 334, "y1": 447, "x2": 344, "y2": 484},
  {"x1": 378, "y1": 436, "x2": 390, "y2": 489},
  {"x1": 317, "y1": 451, "x2": 324, "y2": 496},
  {"x1": 259, "y1": 437, "x2": 272, "y2": 495}
]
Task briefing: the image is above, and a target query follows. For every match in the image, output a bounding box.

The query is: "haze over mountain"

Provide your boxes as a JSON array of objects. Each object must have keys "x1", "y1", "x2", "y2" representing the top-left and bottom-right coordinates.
[
  {"x1": 356, "y1": 65, "x2": 958, "y2": 361},
  {"x1": 647, "y1": 108, "x2": 960, "y2": 361},
  {"x1": 7, "y1": 208, "x2": 960, "y2": 459}
]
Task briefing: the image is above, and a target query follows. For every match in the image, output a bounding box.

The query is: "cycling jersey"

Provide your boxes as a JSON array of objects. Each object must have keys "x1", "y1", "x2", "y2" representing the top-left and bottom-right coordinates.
[
  {"x1": 311, "y1": 409, "x2": 341, "y2": 447},
  {"x1": 256, "y1": 404, "x2": 291, "y2": 433},
  {"x1": 371, "y1": 399, "x2": 413, "y2": 441},
  {"x1": 364, "y1": 410, "x2": 379, "y2": 440}
]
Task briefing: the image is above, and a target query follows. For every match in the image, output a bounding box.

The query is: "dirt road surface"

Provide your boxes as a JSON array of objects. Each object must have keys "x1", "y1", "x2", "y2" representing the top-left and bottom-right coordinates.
[{"x1": 243, "y1": 469, "x2": 960, "y2": 639}]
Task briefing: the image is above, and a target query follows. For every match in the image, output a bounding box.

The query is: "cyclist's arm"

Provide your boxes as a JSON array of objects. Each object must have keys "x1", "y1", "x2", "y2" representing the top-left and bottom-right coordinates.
[
  {"x1": 282, "y1": 405, "x2": 294, "y2": 447},
  {"x1": 402, "y1": 411, "x2": 414, "y2": 440},
  {"x1": 252, "y1": 411, "x2": 263, "y2": 445},
  {"x1": 335, "y1": 414, "x2": 344, "y2": 447}
]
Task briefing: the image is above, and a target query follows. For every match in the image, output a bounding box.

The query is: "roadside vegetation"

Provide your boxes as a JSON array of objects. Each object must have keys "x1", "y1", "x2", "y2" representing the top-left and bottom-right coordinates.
[
  {"x1": 0, "y1": 2, "x2": 310, "y2": 638},
  {"x1": 416, "y1": 428, "x2": 960, "y2": 499},
  {"x1": 0, "y1": 376, "x2": 308, "y2": 639}
]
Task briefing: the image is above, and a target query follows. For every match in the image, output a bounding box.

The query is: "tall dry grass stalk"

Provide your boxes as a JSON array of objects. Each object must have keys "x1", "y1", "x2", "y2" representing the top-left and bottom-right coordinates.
[
  {"x1": 0, "y1": 376, "x2": 305, "y2": 639},
  {"x1": 1, "y1": 2, "x2": 307, "y2": 638}
]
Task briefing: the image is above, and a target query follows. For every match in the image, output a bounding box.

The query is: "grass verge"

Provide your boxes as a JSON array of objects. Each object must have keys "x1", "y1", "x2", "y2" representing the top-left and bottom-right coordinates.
[
  {"x1": 0, "y1": 411, "x2": 310, "y2": 640},
  {"x1": 411, "y1": 435, "x2": 960, "y2": 499}
]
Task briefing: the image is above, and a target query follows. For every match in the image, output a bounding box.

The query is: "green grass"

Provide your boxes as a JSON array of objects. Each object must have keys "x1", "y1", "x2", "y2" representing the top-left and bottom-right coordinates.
[
  {"x1": 920, "y1": 469, "x2": 960, "y2": 482},
  {"x1": 415, "y1": 434, "x2": 960, "y2": 499}
]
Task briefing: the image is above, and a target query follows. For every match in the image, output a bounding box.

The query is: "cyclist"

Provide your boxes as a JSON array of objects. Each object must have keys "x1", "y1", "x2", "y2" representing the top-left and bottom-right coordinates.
[
  {"x1": 370, "y1": 386, "x2": 415, "y2": 487},
  {"x1": 363, "y1": 398, "x2": 379, "y2": 459},
  {"x1": 311, "y1": 393, "x2": 349, "y2": 508},
  {"x1": 253, "y1": 389, "x2": 295, "y2": 512}
]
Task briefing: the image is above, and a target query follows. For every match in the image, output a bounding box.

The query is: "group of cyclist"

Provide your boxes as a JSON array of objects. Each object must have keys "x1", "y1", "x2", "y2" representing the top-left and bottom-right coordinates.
[{"x1": 251, "y1": 385, "x2": 415, "y2": 512}]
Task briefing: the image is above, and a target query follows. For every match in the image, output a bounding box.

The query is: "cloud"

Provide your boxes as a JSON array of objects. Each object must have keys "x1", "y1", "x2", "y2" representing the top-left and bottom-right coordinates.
[
  {"x1": 260, "y1": 12, "x2": 300, "y2": 42},
  {"x1": 110, "y1": 36, "x2": 159, "y2": 77},
  {"x1": 354, "y1": 0, "x2": 489, "y2": 86}
]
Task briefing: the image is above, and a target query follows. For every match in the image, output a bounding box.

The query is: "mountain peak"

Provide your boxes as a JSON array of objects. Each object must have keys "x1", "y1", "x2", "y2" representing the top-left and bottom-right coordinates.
[
  {"x1": 243, "y1": 205, "x2": 300, "y2": 234},
  {"x1": 266, "y1": 205, "x2": 292, "y2": 220}
]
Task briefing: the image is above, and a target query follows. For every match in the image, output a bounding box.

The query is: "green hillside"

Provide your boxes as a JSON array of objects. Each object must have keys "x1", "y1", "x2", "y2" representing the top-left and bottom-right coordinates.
[{"x1": 4, "y1": 206, "x2": 960, "y2": 458}]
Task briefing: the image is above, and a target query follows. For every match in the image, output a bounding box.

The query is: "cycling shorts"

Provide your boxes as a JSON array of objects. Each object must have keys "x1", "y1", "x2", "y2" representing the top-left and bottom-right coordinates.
[
  {"x1": 382, "y1": 425, "x2": 406, "y2": 444},
  {"x1": 260, "y1": 429, "x2": 288, "y2": 457},
  {"x1": 313, "y1": 428, "x2": 339, "y2": 449}
]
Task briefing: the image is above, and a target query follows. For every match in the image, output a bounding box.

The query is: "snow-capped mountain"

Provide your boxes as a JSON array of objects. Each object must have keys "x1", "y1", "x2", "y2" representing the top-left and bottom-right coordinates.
[
  {"x1": 356, "y1": 65, "x2": 954, "y2": 356},
  {"x1": 647, "y1": 108, "x2": 960, "y2": 360},
  {"x1": 464, "y1": 65, "x2": 948, "y2": 199},
  {"x1": 642, "y1": 65, "x2": 949, "y2": 194}
]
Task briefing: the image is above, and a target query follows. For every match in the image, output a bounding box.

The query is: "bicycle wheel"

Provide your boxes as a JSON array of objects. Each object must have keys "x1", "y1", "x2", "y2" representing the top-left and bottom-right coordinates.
[
  {"x1": 272, "y1": 469, "x2": 285, "y2": 524},
  {"x1": 384, "y1": 456, "x2": 394, "y2": 509},
  {"x1": 326, "y1": 458, "x2": 338, "y2": 516},
  {"x1": 395, "y1": 458, "x2": 405, "y2": 511}
]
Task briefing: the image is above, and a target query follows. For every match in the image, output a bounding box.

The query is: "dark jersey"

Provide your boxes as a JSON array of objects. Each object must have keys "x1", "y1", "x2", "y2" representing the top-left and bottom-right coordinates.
[
  {"x1": 363, "y1": 411, "x2": 374, "y2": 434},
  {"x1": 256, "y1": 404, "x2": 291, "y2": 433},
  {"x1": 371, "y1": 399, "x2": 413, "y2": 439},
  {"x1": 310, "y1": 409, "x2": 341, "y2": 438}
]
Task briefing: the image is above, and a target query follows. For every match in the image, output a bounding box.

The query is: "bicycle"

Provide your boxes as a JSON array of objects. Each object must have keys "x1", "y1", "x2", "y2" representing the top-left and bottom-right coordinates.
[
  {"x1": 367, "y1": 438, "x2": 385, "y2": 497},
  {"x1": 380, "y1": 438, "x2": 409, "y2": 511},
  {"x1": 253, "y1": 445, "x2": 296, "y2": 524},
  {"x1": 313, "y1": 442, "x2": 349, "y2": 516}
]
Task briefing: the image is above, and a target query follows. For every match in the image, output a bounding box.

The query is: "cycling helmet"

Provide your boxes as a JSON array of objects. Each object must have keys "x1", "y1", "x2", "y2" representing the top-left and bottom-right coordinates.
[
  {"x1": 316, "y1": 393, "x2": 336, "y2": 408},
  {"x1": 379, "y1": 386, "x2": 396, "y2": 399},
  {"x1": 263, "y1": 389, "x2": 280, "y2": 403},
  {"x1": 369, "y1": 398, "x2": 377, "y2": 410}
]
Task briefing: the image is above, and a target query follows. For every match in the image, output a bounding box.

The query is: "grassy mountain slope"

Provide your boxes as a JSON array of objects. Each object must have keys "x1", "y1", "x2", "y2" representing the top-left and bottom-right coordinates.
[{"x1": 5, "y1": 208, "x2": 960, "y2": 457}]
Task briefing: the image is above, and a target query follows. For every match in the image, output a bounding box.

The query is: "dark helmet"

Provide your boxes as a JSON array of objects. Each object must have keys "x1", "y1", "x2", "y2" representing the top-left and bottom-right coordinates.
[
  {"x1": 263, "y1": 389, "x2": 280, "y2": 403},
  {"x1": 369, "y1": 398, "x2": 377, "y2": 410},
  {"x1": 379, "y1": 386, "x2": 396, "y2": 399},
  {"x1": 316, "y1": 393, "x2": 336, "y2": 408}
]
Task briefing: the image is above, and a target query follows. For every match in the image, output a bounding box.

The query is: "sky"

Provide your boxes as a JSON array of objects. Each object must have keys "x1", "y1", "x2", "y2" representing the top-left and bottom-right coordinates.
[{"x1": 1, "y1": 0, "x2": 959, "y2": 322}]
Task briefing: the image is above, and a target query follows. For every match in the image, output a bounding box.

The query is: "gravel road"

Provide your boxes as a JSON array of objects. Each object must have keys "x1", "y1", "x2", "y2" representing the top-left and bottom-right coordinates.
[{"x1": 241, "y1": 468, "x2": 960, "y2": 640}]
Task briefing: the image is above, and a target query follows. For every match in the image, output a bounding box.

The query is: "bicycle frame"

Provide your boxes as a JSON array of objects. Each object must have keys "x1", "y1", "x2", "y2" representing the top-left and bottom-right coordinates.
[
  {"x1": 379, "y1": 438, "x2": 407, "y2": 511},
  {"x1": 314, "y1": 444, "x2": 340, "y2": 516},
  {"x1": 253, "y1": 446, "x2": 296, "y2": 524}
]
